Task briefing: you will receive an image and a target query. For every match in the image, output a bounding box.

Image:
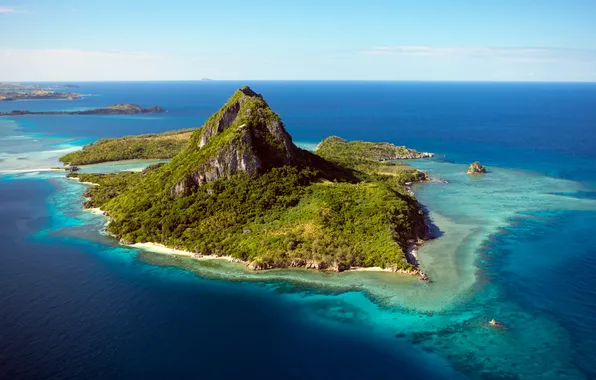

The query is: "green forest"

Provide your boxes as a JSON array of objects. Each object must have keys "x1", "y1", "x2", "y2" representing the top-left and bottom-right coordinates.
[{"x1": 60, "y1": 129, "x2": 194, "y2": 165}]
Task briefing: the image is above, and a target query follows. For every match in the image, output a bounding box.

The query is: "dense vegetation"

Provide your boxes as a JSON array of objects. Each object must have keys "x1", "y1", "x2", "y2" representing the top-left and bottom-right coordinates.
[
  {"x1": 316, "y1": 136, "x2": 429, "y2": 165},
  {"x1": 82, "y1": 166, "x2": 423, "y2": 271},
  {"x1": 78, "y1": 87, "x2": 429, "y2": 272},
  {"x1": 315, "y1": 136, "x2": 428, "y2": 183},
  {"x1": 60, "y1": 129, "x2": 195, "y2": 165},
  {"x1": 69, "y1": 172, "x2": 143, "y2": 208}
]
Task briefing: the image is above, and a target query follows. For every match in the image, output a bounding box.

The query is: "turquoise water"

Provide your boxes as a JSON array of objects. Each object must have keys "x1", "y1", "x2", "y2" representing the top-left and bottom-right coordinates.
[{"x1": 1, "y1": 82, "x2": 596, "y2": 379}]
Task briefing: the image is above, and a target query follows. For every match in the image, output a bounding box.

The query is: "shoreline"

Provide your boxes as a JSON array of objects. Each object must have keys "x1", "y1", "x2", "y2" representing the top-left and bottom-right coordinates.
[
  {"x1": 131, "y1": 242, "x2": 240, "y2": 263},
  {"x1": 132, "y1": 241, "x2": 422, "y2": 274},
  {"x1": 63, "y1": 158, "x2": 171, "y2": 168},
  {"x1": 66, "y1": 176, "x2": 100, "y2": 186},
  {"x1": 84, "y1": 203, "x2": 425, "y2": 276}
]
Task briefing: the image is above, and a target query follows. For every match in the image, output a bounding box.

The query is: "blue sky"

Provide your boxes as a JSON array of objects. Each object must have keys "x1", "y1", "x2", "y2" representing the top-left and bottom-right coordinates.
[{"x1": 2, "y1": 0, "x2": 596, "y2": 81}]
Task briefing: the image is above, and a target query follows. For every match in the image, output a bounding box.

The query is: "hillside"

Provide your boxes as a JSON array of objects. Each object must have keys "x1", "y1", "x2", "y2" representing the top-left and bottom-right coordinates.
[
  {"x1": 60, "y1": 129, "x2": 195, "y2": 165},
  {"x1": 315, "y1": 136, "x2": 431, "y2": 182},
  {"x1": 79, "y1": 87, "x2": 430, "y2": 274}
]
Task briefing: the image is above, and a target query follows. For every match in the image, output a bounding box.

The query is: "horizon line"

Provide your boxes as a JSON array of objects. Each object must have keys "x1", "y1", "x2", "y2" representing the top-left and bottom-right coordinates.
[{"x1": 2, "y1": 79, "x2": 596, "y2": 84}]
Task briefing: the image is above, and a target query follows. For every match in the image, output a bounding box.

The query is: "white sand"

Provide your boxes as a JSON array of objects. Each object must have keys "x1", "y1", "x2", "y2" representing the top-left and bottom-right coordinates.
[
  {"x1": 132, "y1": 242, "x2": 194, "y2": 257},
  {"x1": 131, "y1": 242, "x2": 238, "y2": 262},
  {"x1": 351, "y1": 266, "x2": 393, "y2": 272},
  {"x1": 66, "y1": 176, "x2": 99, "y2": 186}
]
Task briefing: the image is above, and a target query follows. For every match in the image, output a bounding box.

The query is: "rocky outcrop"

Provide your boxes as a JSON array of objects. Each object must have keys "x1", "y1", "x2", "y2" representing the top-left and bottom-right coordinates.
[
  {"x1": 169, "y1": 86, "x2": 333, "y2": 197},
  {"x1": 467, "y1": 161, "x2": 487, "y2": 174},
  {"x1": 0, "y1": 104, "x2": 164, "y2": 116},
  {"x1": 245, "y1": 256, "x2": 427, "y2": 279},
  {"x1": 247, "y1": 258, "x2": 358, "y2": 273}
]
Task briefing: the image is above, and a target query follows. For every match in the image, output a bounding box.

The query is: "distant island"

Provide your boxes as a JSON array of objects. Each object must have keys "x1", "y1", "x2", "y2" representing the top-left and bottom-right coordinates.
[
  {"x1": 0, "y1": 82, "x2": 79, "y2": 91},
  {"x1": 0, "y1": 90, "x2": 81, "y2": 101},
  {"x1": 0, "y1": 82, "x2": 83, "y2": 101},
  {"x1": 67, "y1": 87, "x2": 434, "y2": 278},
  {"x1": 1, "y1": 104, "x2": 165, "y2": 117}
]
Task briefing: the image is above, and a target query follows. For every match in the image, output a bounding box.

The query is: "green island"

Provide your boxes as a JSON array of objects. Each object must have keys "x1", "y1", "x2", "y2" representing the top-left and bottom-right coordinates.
[
  {"x1": 68, "y1": 87, "x2": 433, "y2": 278},
  {"x1": 2, "y1": 103, "x2": 165, "y2": 117}
]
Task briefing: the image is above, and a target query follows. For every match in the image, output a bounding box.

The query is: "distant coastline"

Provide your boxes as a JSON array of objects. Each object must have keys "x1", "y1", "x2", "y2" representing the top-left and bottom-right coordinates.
[{"x1": 0, "y1": 104, "x2": 164, "y2": 116}]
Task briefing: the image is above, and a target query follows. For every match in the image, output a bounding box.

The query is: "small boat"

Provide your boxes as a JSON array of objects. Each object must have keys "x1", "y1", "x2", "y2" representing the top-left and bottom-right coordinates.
[{"x1": 489, "y1": 319, "x2": 502, "y2": 327}]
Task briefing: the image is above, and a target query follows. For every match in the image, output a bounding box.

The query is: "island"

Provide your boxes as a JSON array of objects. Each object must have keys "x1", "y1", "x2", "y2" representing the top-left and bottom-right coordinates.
[
  {"x1": 0, "y1": 82, "x2": 84, "y2": 101},
  {"x1": 67, "y1": 86, "x2": 434, "y2": 278},
  {"x1": 467, "y1": 161, "x2": 487, "y2": 174},
  {"x1": 0, "y1": 90, "x2": 82, "y2": 101},
  {"x1": 1, "y1": 104, "x2": 165, "y2": 117}
]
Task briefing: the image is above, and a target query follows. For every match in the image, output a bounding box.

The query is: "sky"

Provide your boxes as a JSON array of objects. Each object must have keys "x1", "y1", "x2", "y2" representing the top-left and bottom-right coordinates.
[{"x1": 1, "y1": 0, "x2": 596, "y2": 81}]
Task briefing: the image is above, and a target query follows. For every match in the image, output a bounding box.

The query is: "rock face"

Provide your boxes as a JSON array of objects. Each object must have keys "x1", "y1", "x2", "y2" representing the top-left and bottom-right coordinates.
[
  {"x1": 247, "y1": 258, "x2": 351, "y2": 272},
  {"x1": 169, "y1": 86, "x2": 336, "y2": 196},
  {"x1": 467, "y1": 161, "x2": 487, "y2": 174}
]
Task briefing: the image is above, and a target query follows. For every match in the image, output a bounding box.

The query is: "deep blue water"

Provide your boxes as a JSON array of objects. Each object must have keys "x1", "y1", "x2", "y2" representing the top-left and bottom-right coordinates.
[{"x1": 1, "y1": 81, "x2": 596, "y2": 379}]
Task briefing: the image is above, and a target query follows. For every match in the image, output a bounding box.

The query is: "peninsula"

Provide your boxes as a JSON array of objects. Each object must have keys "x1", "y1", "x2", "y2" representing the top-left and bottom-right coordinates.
[
  {"x1": 1, "y1": 104, "x2": 165, "y2": 116},
  {"x1": 60, "y1": 128, "x2": 194, "y2": 165},
  {"x1": 69, "y1": 87, "x2": 433, "y2": 277}
]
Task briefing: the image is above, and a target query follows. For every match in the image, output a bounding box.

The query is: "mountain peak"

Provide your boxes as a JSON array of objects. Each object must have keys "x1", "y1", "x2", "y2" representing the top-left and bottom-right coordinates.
[
  {"x1": 169, "y1": 87, "x2": 304, "y2": 196},
  {"x1": 238, "y1": 85, "x2": 260, "y2": 97}
]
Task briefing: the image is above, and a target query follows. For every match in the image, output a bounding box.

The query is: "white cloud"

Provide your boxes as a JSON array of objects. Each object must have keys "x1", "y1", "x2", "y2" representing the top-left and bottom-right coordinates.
[
  {"x1": 363, "y1": 46, "x2": 596, "y2": 63},
  {"x1": 0, "y1": 6, "x2": 18, "y2": 13},
  {"x1": 0, "y1": 47, "x2": 201, "y2": 81}
]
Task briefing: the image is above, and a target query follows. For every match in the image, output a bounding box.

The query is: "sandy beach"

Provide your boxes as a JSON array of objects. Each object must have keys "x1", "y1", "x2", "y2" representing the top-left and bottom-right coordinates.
[
  {"x1": 350, "y1": 266, "x2": 393, "y2": 272},
  {"x1": 66, "y1": 176, "x2": 99, "y2": 186},
  {"x1": 85, "y1": 207, "x2": 105, "y2": 216},
  {"x1": 132, "y1": 242, "x2": 239, "y2": 263}
]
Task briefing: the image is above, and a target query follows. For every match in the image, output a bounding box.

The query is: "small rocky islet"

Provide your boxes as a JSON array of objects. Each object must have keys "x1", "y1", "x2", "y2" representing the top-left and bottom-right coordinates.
[{"x1": 467, "y1": 161, "x2": 487, "y2": 174}]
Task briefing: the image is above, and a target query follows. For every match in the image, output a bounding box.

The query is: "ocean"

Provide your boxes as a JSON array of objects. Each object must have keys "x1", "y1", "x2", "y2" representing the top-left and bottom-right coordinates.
[{"x1": 1, "y1": 81, "x2": 595, "y2": 379}]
